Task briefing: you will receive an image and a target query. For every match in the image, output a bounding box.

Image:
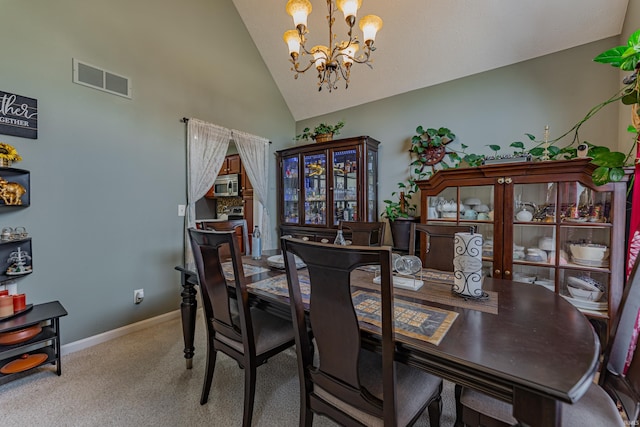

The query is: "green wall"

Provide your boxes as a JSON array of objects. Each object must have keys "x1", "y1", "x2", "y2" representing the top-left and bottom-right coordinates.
[{"x1": 2, "y1": 0, "x2": 294, "y2": 343}]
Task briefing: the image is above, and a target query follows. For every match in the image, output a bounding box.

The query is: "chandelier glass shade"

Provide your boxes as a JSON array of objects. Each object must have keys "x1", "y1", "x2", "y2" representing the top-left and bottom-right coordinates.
[{"x1": 283, "y1": 0, "x2": 383, "y2": 92}]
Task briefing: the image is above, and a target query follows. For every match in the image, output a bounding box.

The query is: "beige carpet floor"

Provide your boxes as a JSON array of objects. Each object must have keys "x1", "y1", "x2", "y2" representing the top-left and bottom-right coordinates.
[{"x1": 0, "y1": 312, "x2": 458, "y2": 426}]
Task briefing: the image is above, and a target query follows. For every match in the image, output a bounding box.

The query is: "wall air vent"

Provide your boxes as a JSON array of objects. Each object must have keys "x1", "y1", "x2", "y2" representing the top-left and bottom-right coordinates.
[{"x1": 72, "y1": 59, "x2": 132, "y2": 99}]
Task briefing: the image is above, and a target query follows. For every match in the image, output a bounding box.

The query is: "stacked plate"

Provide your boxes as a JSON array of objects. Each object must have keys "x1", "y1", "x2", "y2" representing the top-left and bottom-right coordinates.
[
  {"x1": 572, "y1": 257, "x2": 608, "y2": 268},
  {"x1": 534, "y1": 279, "x2": 555, "y2": 292},
  {"x1": 266, "y1": 254, "x2": 306, "y2": 270},
  {"x1": 562, "y1": 295, "x2": 607, "y2": 312}
]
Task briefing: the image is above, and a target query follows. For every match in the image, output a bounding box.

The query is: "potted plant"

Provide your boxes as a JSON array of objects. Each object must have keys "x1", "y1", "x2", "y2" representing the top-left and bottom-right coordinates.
[
  {"x1": 410, "y1": 126, "x2": 456, "y2": 169},
  {"x1": 446, "y1": 31, "x2": 640, "y2": 186},
  {"x1": 381, "y1": 183, "x2": 419, "y2": 251},
  {"x1": 381, "y1": 128, "x2": 447, "y2": 250},
  {"x1": 0, "y1": 142, "x2": 22, "y2": 168},
  {"x1": 295, "y1": 121, "x2": 345, "y2": 143}
]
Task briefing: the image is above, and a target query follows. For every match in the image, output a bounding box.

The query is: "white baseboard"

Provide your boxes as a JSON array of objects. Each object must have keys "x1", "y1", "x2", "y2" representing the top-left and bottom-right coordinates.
[{"x1": 60, "y1": 309, "x2": 182, "y2": 356}]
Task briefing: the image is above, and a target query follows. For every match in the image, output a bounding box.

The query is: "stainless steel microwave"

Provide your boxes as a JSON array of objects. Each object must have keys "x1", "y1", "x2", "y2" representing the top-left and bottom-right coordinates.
[{"x1": 213, "y1": 174, "x2": 239, "y2": 197}]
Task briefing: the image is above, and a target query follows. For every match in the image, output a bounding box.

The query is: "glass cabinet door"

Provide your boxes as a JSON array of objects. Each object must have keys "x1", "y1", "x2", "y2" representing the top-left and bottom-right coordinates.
[
  {"x1": 509, "y1": 182, "x2": 558, "y2": 285},
  {"x1": 332, "y1": 148, "x2": 358, "y2": 225},
  {"x1": 282, "y1": 155, "x2": 300, "y2": 224},
  {"x1": 303, "y1": 153, "x2": 327, "y2": 225},
  {"x1": 557, "y1": 182, "x2": 612, "y2": 314},
  {"x1": 366, "y1": 150, "x2": 377, "y2": 221}
]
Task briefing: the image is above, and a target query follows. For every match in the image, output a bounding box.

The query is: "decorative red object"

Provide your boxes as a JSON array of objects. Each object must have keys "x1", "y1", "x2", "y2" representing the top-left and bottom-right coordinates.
[
  {"x1": 0, "y1": 353, "x2": 48, "y2": 374},
  {"x1": 0, "y1": 324, "x2": 42, "y2": 345},
  {"x1": 0, "y1": 295, "x2": 13, "y2": 317},
  {"x1": 0, "y1": 290, "x2": 8, "y2": 296},
  {"x1": 12, "y1": 293, "x2": 26, "y2": 311}
]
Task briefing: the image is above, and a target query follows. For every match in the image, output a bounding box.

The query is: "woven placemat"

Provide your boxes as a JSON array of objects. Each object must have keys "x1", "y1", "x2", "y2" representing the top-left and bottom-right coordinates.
[{"x1": 352, "y1": 290, "x2": 458, "y2": 345}]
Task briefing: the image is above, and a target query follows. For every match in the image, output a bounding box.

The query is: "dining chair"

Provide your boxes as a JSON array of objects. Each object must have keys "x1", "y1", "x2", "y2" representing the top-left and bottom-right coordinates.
[
  {"x1": 199, "y1": 219, "x2": 250, "y2": 257},
  {"x1": 188, "y1": 228, "x2": 295, "y2": 427},
  {"x1": 408, "y1": 223, "x2": 476, "y2": 271},
  {"x1": 339, "y1": 220, "x2": 386, "y2": 246},
  {"x1": 281, "y1": 237, "x2": 443, "y2": 427},
  {"x1": 457, "y1": 258, "x2": 640, "y2": 427}
]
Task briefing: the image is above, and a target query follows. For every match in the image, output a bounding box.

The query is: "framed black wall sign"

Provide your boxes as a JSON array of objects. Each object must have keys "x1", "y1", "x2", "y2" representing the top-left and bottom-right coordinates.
[{"x1": 0, "y1": 91, "x2": 38, "y2": 139}]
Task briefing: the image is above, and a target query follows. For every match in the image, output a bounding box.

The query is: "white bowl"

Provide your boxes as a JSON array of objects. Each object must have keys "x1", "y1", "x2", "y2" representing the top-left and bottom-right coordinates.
[
  {"x1": 567, "y1": 284, "x2": 603, "y2": 302},
  {"x1": 567, "y1": 276, "x2": 605, "y2": 292},
  {"x1": 569, "y1": 244, "x2": 609, "y2": 261},
  {"x1": 538, "y1": 237, "x2": 555, "y2": 251}
]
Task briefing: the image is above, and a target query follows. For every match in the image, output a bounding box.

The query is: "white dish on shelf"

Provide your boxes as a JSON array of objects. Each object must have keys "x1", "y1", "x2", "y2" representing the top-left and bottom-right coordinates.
[
  {"x1": 567, "y1": 276, "x2": 605, "y2": 292},
  {"x1": 266, "y1": 254, "x2": 306, "y2": 270},
  {"x1": 441, "y1": 212, "x2": 457, "y2": 218},
  {"x1": 567, "y1": 284, "x2": 603, "y2": 301},
  {"x1": 569, "y1": 243, "x2": 609, "y2": 261},
  {"x1": 562, "y1": 295, "x2": 607, "y2": 311},
  {"x1": 534, "y1": 279, "x2": 555, "y2": 292},
  {"x1": 564, "y1": 217, "x2": 588, "y2": 223},
  {"x1": 513, "y1": 275, "x2": 536, "y2": 284},
  {"x1": 571, "y1": 257, "x2": 608, "y2": 268}
]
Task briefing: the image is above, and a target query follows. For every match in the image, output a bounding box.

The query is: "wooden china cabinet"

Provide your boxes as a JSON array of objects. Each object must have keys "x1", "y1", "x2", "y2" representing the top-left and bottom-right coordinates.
[
  {"x1": 416, "y1": 158, "x2": 630, "y2": 344},
  {"x1": 276, "y1": 136, "x2": 380, "y2": 242}
]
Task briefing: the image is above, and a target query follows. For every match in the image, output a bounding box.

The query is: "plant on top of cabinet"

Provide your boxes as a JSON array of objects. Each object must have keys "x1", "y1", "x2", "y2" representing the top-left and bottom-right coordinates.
[
  {"x1": 463, "y1": 30, "x2": 640, "y2": 186},
  {"x1": 295, "y1": 120, "x2": 345, "y2": 143}
]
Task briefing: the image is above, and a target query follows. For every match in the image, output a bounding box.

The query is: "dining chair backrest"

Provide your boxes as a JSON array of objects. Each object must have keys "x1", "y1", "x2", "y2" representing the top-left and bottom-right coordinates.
[
  {"x1": 600, "y1": 258, "x2": 640, "y2": 422},
  {"x1": 339, "y1": 220, "x2": 386, "y2": 246},
  {"x1": 198, "y1": 219, "x2": 250, "y2": 257},
  {"x1": 189, "y1": 228, "x2": 251, "y2": 347},
  {"x1": 408, "y1": 223, "x2": 476, "y2": 271},
  {"x1": 281, "y1": 237, "x2": 400, "y2": 423},
  {"x1": 189, "y1": 228, "x2": 295, "y2": 425}
]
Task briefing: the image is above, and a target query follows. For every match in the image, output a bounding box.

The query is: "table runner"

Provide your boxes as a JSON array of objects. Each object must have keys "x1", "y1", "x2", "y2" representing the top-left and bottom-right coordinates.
[
  {"x1": 247, "y1": 273, "x2": 456, "y2": 345},
  {"x1": 352, "y1": 290, "x2": 458, "y2": 345},
  {"x1": 354, "y1": 267, "x2": 499, "y2": 315}
]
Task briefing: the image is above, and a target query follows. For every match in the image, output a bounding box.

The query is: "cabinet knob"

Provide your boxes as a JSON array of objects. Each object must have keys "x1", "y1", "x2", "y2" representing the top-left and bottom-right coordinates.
[
  {"x1": 505, "y1": 177, "x2": 512, "y2": 184},
  {"x1": 497, "y1": 178, "x2": 505, "y2": 184},
  {"x1": 494, "y1": 269, "x2": 501, "y2": 275},
  {"x1": 320, "y1": 238, "x2": 329, "y2": 243},
  {"x1": 302, "y1": 237, "x2": 309, "y2": 241},
  {"x1": 504, "y1": 270, "x2": 511, "y2": 276}
]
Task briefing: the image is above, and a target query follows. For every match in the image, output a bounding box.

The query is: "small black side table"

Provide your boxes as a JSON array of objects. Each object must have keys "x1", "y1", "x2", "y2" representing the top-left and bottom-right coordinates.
[{"x1": 0, "y1": 301, "x2": 68, "y2": 384}]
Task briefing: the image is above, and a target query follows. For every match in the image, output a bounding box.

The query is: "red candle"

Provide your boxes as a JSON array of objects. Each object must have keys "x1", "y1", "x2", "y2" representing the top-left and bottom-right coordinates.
[
  {"x1": 0, "y1": 290, "x2": 8, "y2": 296},
  {"x1": 12, "y1": 294, "x2": 26, "y2": 312},
  {"x1": 0, "y1": 295, "x2": 13, "y2": 317}
]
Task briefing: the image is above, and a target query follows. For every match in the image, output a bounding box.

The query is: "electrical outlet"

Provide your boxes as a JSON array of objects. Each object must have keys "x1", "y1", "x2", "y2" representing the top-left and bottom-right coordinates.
[
  {"x1": 178, "y1": 204, "x2": 186, "y2": 217},
  {"x1": 134, "y1": 289, "x2": 144, "y2": 304}
]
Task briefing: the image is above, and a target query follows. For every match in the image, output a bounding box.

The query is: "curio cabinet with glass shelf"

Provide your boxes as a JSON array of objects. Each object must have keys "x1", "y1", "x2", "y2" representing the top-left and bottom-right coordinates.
[
  {"x1": 416, "y1": 158, "x2": 631, "y2": 344},
  {"x1": 277, "y1": 136, "x2": 379, "y2": 242}
]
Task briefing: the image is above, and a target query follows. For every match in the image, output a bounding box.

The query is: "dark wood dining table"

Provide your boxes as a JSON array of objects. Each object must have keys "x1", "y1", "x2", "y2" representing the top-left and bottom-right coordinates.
[{"x1": 176, "y1": 249, "x2": 599, "y2": 427}]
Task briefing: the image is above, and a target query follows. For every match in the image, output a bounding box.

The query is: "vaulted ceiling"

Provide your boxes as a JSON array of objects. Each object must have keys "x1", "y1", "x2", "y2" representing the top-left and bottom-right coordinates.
[{"x1": 231, "y1": 0, "x2": 629, "y2": 121}]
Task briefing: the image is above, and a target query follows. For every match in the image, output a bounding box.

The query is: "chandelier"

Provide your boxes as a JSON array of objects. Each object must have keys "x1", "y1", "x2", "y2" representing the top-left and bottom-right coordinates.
[{"x1": 283, "y1": 0, "x2": 383, "y2": 92}]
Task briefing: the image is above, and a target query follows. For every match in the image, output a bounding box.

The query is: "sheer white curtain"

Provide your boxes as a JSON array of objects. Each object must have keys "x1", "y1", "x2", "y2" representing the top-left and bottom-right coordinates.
[
  {"x1": 185, "y1": 119, "x2": 231, "y2": 267},
  {"x1": 232, "y1": 129, "x2": 272, "y2": 249}
]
